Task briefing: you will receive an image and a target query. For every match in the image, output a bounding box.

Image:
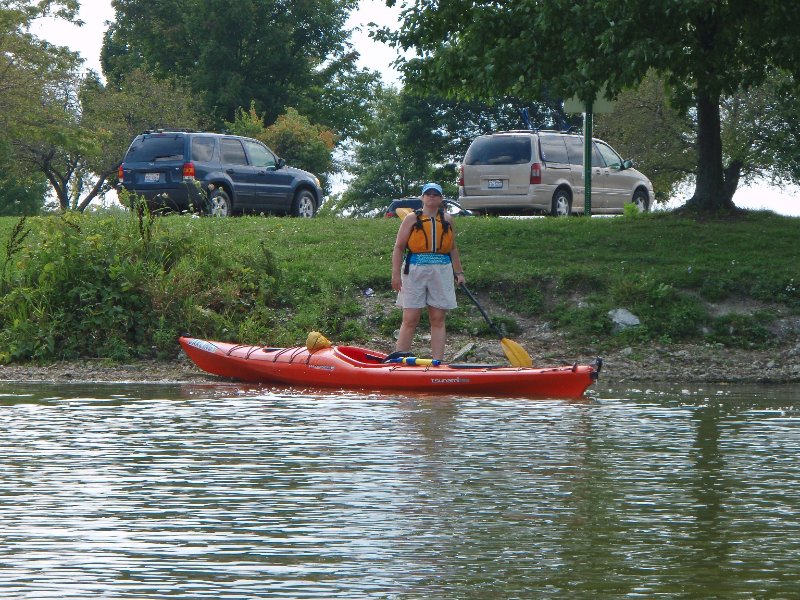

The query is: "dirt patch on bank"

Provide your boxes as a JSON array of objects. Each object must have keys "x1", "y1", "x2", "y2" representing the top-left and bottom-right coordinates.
[{"x1": 1, "y1": 294, "x2": 798, "y2": 387}]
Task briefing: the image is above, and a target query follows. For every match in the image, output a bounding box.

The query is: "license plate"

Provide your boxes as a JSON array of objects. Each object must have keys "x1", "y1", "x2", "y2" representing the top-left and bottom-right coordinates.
[
  {"x1": 144, "y1": 172, "x2": 160, "y2": 182},
  {"x1": 488, "y1": 179, "x2": 503, "y2": 189}
]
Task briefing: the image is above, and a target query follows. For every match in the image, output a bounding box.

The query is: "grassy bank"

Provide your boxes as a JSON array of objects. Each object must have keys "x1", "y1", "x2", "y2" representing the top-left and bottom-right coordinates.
[{"x1": 0, "y1": 209, "x2": 798, "y2": 363}]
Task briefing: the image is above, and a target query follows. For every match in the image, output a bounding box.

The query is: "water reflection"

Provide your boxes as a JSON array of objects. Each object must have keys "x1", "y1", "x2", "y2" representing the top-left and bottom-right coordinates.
[{"x1": 0, "y1": 381, "x2": 798, "y2": 598}]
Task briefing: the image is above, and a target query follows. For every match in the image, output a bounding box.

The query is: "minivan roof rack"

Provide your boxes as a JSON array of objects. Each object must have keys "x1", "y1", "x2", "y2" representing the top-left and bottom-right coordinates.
[{"x1": 493, "y1": 129, "x2": 577, "y2": 135}]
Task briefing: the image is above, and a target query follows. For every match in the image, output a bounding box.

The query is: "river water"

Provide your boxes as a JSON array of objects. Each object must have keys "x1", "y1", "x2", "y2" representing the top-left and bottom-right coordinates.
[{"x1": 1, "y1": 381, "x2": 799, "y2": 599}]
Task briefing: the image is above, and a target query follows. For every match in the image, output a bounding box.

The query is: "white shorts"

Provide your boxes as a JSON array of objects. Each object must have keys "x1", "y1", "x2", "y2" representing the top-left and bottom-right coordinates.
[{"x1": 396, "y1": 263, "x2": 457, "y2": 310}]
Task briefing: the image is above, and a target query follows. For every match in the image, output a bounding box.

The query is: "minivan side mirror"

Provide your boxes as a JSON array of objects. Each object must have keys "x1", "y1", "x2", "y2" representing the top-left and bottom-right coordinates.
[
  {"x1": 621, "y1": 159, "x2": 633, "y2": 170},
  {"x1": 277, "y1": 157, "x2": 286, "y2": 169}
]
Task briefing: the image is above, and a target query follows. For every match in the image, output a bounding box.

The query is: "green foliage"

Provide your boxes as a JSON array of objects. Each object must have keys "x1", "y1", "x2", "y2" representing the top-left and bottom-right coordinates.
[
  {"x1": 224, "y1": 101, "x2": 269, "y2": 139},
  {"x1": 706, "y1": 312, "x2": 776, "y2": 349},
  {"x1": 337, "y1": 87, "x2": 569, "y2": 216},
  {"x1": 0, "y1": 211, "x2": 798, "y2": 363},
  {"x1": 384, "y1": 0, "x2": 800, "y2": 212},
  {"x1": 0, "y1": 160, "x2": 46, "y2": 216},
  {"x1": 595, "y1": 72, "x2": 696, "y2": 203},
  {"x1": 262, "y1": 108, "x2": 336, "y2": 189},
  {"x1": 225, "y1": 104, "x2": 335, "y2": 192},
  {"x1": 101, "y1": 0, "x2": 369, "y2": 136}
]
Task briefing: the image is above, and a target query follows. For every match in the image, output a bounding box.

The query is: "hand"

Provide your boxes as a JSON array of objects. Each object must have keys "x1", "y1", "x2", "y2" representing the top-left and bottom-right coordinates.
[
  {"x1": 454, "y1": 272, "x2": 465, "y2": 286},
  {"x1": 391, "y1": 273, "x2": 402, "y2": 292}
]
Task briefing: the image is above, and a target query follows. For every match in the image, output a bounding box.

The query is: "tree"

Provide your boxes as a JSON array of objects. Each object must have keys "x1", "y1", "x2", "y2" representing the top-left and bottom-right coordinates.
[
  {"x1": 594, "y1": 69, "x2": 800, "y2": 203},
  {"x1": 382, "y1": 0, "x2": 800, "y2": 213},
  {"x1": 0, "y1": 141, "x2": 47, "y2": 215},
  {"x1": 594, "y1": 72, "x2": 696, "y2": 202},
  {"x1": 14, "y1": 68, "x2": 205, "y2": 211},
  {"x1": 1, "y1": 0, "x2": 82, "y2": 146},
  {"x1": 226, "y1": 103, "x2": 337, "y2": 192},
  {"x1": 336, "y1": 87, "x2": 557, "y2": 215},
  {"x1": 101, "y1": 0, "x2": 375, "y2": 139}
]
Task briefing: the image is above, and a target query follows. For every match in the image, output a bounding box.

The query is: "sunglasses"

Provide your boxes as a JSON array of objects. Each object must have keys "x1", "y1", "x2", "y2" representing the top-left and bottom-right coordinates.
[{"x1": 423, "y1": 190, "x2": 443, "y2": 197}]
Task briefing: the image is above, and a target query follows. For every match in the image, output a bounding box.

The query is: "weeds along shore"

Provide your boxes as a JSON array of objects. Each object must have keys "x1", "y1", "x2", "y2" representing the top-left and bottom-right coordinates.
[{"x1": 0, "y1": 209, "x2": 798, "y2": 366}]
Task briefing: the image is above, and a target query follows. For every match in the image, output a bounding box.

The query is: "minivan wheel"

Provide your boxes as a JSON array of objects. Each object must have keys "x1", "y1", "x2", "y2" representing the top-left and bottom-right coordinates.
[
  {"x1": 551, "y1": 188, "x2": 572, "y2": 217},
  {"x1": 632, "y1": 189, "x2": 650, "y2": 212},
  {"x1": 292, "y1": 190, "x2": 316, "y2": 218},
  {"x1": 208, "y1": 189, "x2": 232, "y2": 217}
]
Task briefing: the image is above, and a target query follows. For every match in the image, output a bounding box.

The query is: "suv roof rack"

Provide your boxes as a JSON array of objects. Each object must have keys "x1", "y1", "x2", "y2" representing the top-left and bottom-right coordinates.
[{"x1": 140, "y1": 128, "x2": 202, "y2": 134}]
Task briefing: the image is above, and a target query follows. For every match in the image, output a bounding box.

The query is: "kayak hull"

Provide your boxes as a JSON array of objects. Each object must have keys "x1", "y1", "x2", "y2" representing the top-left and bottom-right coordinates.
[{"x1": 178, "y1": 336, "x2": 600, "y2": 398}]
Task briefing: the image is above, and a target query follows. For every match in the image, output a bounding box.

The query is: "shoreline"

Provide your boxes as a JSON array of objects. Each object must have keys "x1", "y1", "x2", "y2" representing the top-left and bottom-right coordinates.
[{"x1": 1, "y1": 341, "x2": 798, "y2": 387}]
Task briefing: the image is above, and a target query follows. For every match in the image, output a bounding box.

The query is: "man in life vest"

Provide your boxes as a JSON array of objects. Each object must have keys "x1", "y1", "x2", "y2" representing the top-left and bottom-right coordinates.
[{"x1": 391, "y1": 182, "x2": 465, "y2": 361}]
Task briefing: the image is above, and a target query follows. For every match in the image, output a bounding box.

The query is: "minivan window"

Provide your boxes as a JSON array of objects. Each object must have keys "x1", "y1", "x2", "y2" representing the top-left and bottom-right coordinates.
[
  {"x1": 596, "y1": 141, "x2": 623, "y2": 169},
  {"x1": 220, "y1": 138, "x2": 248, "y2": 165},
  {"x1": 464, "y1": 136, "x2": 532, "y2": 165},
  {"x1": 126, "y1": 135, "x2": 184, "y2": 162},
  {"x1": 564, "y1": 136, "x2": 584, "y2": 166},
  {"x1": 539, "y1": 135, "x2": 569, "y2": 163},
  {"x1": 563, "y1": 137, "x2": 604, "y2": 167},
  {"x1": 243, "y1": 140, "x2": 277, "y2": 168},
  {"x1": 191, "y1": 137, "x2": 215, "y2": 162}
]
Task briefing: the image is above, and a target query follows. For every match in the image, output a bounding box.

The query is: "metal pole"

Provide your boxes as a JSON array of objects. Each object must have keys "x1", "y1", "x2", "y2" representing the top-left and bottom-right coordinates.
[{"x1": 583, "y1": 101, "x2": 593, "y2": 216}]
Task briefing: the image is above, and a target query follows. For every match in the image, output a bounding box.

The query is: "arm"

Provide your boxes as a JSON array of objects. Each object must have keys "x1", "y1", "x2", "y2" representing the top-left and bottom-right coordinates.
[
  {"x1": 391, "y1": 214, "x2": 416, "y2": 292},
  {"x1": 447, "y1": 214, "x2": 466, "y2": 286}
]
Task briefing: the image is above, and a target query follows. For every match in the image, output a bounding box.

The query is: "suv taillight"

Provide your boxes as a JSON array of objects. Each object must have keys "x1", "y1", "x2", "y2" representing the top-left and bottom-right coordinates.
[
  {"x1": 458, "y1": 165, "x2": 464, "y2": 187},
  {"x1": 530, "y1": 163, "x2": 542, "y2": 185},
  {"x1": 118, "y1": 164, "x2": 124, "y2": 180},
  {"x1": 183, "y1": 162, "x2": 195, "y2": 179}
]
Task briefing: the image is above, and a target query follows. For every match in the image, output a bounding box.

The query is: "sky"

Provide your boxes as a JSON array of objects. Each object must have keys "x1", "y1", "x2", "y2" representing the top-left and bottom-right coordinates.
[{"x1": 30, "y1": 0, "x2": 799, "y2": 215}]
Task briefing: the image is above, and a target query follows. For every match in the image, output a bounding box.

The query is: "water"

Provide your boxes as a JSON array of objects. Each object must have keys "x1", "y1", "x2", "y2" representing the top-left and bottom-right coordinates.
[{"x1": 1, "y1": 381, "x2": 799, "y2": 598}]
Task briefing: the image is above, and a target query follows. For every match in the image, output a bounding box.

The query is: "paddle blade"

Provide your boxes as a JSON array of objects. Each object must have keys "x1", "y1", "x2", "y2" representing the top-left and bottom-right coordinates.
[
  {"x1": 306, "y1": 331, "x2": 332, "y2": 351},
  {"x1": 394, "y1": 207, "x2": 414, "y2": 219},
  {"x1": 501, "y1": 337, "x2": 533, "y2": 367}
]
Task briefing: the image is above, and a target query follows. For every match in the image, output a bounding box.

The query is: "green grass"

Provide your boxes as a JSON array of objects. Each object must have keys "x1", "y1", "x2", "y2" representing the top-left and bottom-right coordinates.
[{"x1": 0, "y1": 209, "x2": 797, "y2": 362}]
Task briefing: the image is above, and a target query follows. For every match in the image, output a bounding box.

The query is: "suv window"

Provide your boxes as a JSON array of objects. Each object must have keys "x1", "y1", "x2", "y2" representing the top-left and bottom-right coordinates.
[
  {"x1": 220, "y1": 138, "x2": 248, "y2": 165},
  {"x1": 464, "y1": 136, "x2": 532, "y2": 165},
  {"x1": 126, "y1": 135, "x2": 184, "y2": 162},
  {"x1": 243, "y1": 140, "x2": 276, "y2": 168},
  {"x1": 539, "y1": 135, "x2": 569, "y2": 164},
  {"x1": 191, "y1": 137, "x2": 215, "y2": 162}
]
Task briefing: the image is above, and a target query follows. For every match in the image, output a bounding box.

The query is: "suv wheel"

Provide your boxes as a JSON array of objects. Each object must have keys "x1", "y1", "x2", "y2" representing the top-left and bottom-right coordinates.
[
  {"x1": 551, "y1": 188, "x2": 572, "y2": 217},
  {"x1": 632, "y1": 189, "x2": 650, "y2": 212},
  {"x1": 292, "y1": 190, "x2": 316, "y2": 218},
  {"x1": 208, "y1": 189, "x2": 232, "y2": 217}
]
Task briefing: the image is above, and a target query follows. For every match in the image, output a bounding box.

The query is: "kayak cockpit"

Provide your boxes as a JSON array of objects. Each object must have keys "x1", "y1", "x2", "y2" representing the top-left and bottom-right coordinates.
[{"x1": 332, "y1": 345, "x2": 388, "y2": 364}]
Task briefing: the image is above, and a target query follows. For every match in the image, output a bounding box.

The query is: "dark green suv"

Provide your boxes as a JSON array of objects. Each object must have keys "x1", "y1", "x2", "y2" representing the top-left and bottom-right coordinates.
[{"x1": 118, "y1": 131, "x2": 323, "y2": 217}]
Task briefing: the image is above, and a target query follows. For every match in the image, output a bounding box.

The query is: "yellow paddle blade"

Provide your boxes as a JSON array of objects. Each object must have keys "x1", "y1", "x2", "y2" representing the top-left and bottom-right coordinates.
[
  {"x1": 501, "y1": 337, "x2": 533, "y2": 367},
  {"x1": 394, "y1": 207, "x2": 414, "y2": 219},
  {"x1": 306, "y1": 331, "x2": 332, "y2": 351}
]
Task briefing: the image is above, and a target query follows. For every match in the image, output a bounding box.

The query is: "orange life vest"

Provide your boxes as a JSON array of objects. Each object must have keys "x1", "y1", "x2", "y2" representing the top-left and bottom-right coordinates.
[{"x1": 406, "y1": 209, "x2": 454, "y2": 254}]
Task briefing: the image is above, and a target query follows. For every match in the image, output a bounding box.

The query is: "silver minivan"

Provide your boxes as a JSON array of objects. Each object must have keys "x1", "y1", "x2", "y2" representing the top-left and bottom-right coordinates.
[{"x1": 458, "y1": 131, "x2": 654, "y2": 216}]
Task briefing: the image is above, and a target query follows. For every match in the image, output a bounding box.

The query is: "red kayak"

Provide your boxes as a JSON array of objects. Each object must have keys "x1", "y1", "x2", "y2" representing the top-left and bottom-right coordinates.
[{"x1": 179, "y1": 336, "x2": 601, "y2": 398}]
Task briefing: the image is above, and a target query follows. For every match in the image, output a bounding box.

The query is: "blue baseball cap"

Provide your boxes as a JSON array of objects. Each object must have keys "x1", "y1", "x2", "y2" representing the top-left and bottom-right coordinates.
[{"x1": 421, "y1": 182, "x2": 443, "y2": 195}]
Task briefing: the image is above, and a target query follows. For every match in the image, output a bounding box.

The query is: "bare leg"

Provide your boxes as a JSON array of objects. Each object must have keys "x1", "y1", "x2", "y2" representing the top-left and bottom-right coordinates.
[
  {"x1": 428, "y1": 306, "x2": 447, "y2": 361},
  {"x1": 396, "y1": 308, "x2": 422, "y2": 352}
]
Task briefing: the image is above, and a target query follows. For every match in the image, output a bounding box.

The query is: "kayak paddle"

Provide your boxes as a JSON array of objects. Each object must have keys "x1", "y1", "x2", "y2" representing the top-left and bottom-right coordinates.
[{"x1": 459, "y1": 284, "x2": 533, "y2": 367}]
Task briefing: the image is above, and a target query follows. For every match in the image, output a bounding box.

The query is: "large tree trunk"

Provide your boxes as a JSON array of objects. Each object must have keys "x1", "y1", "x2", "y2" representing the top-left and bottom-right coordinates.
[{"x1": 684, "y1": 90, "x2": 738, "y2": 212}]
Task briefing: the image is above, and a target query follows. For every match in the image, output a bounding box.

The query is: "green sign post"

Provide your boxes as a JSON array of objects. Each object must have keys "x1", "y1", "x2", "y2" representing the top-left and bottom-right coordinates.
[
  {"x1": 564, "y1": 91, "x2": 615, "y2": 216},
  {"x1": 583, "y1": 102, "x2": 593, "y2": 216}
]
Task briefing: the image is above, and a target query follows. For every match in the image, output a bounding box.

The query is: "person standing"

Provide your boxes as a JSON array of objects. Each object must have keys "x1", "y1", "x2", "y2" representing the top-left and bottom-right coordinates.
[{"x1": 391, "y1": 183, "x2": 465, "y2": 361}]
